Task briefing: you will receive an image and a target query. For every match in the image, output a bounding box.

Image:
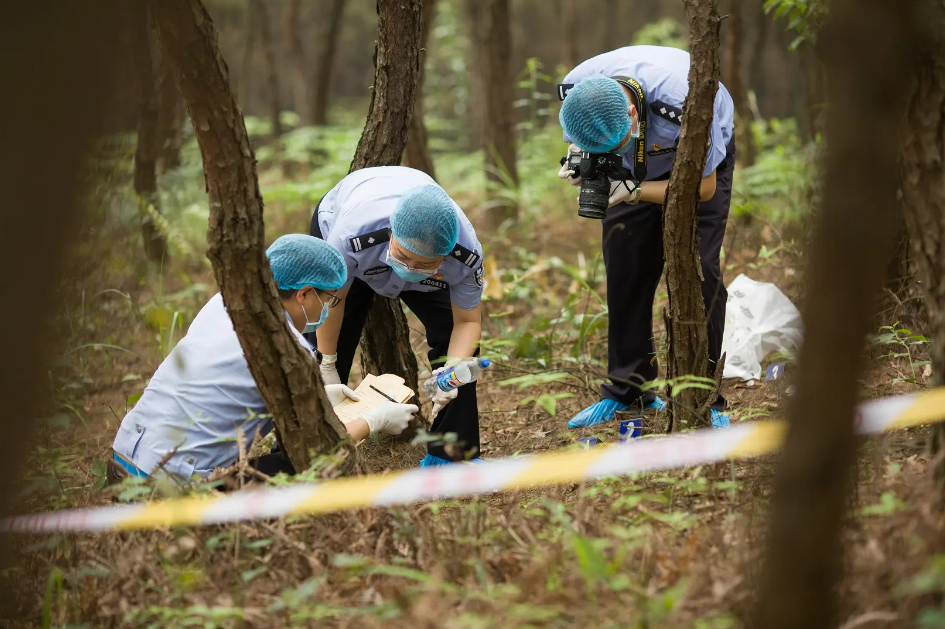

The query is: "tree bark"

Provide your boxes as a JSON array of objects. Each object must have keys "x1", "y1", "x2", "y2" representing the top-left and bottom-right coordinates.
[
  {"x1": 604, "y1": 0, "x2": 620, "y2": 51},
  {"x1": 402, "y1": 0, "x2": 437, "y2": 179},
  {"x1": 285, "y1": 0, "x2": 308, "y2": 121},
  {"x1": 311, "y1": 0, "x2": 346, "y2": 126},
  {"x1": 898, "y1": 0, "x2": 945, "y2": 492},
  {"x1": 151, "y1": 0, "x2": 351, "y2": 474},
  {"x1": 250, "y1": 0, "x2": 283, "y2": 137},
  {"x1": 748, "y1": 0, "x2": 769, "y2": 118},
  {"x1": 725, "y1": 0, "x2": 756, "y2": 166},
  {"x1": 561, "y1": 0, "x2": 578, "y2": 69},
  {"x1": 239, "y1": 0, "x2": 256, "y2": 112},
  {"x1": 751, "y1": 1, "x2": 916, "y2": 627},
  {"x1": 662, "y1": 0, "x2": 721, "y2": 430},
  {"x1": 481, "y1": 0, "x2": 518, "y2": 223},
  {"x1": 156, "y1": 45, "x2": 184, "y2": 173},
  {"x1": 348, "y1": 0, "x2": 425, "y2": 419},
  {"x1": 130, "y1": 3, "x2": 169, "y2": 264}
]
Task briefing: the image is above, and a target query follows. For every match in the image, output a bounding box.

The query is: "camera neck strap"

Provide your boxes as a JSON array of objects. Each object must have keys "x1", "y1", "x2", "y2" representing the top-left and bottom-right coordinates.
[{"x1": 610, "y1": 75, "x2": 647, "y2": 181}]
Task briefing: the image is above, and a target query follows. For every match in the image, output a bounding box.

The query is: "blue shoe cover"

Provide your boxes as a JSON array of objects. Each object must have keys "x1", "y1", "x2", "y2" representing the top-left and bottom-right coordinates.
[
  {"x1": 710, "y1": 408, "x2": 731, "y2": 428},
  {"x1": 420, "y1": 453, "x2": 486, "y2": 467},
  {"x1": 644, "y1": 396, "x2": 667, "y2": 411},
  {"x1": 568, "y1": 398, "x2": 630, "y2": 429}
]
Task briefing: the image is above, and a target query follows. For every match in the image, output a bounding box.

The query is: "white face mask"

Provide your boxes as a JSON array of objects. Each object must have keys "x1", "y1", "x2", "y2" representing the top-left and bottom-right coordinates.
[{"x1": 301, "y1": 293, "x2": 329, "y2": 334}]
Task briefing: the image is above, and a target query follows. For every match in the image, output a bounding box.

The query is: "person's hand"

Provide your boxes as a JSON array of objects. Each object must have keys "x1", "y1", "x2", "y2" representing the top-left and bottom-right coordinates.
[
  {"x1": 363, "y1": 402, "x2": 418, "y2": 436},
  {"x1": 608, "y1": 179, "x2": 642, "y2": 207},
  {"x1": 430, "y1": 366, "x2": 459, "y2": 418},
  {"x1": 319, "y1": 353, "x2": 342, "y2": 385},
  {"x1": 324, "y1": 383, "x2": 359, "y2": 407},
  {"x1": 557, "y1": 143, "x2": 583, "y2": 187}
]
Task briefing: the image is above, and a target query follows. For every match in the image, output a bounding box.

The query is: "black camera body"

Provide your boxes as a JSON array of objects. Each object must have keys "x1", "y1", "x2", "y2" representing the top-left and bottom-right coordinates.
[{"x1": 562, "y1": 151, "x2": 635, "y2": 219}]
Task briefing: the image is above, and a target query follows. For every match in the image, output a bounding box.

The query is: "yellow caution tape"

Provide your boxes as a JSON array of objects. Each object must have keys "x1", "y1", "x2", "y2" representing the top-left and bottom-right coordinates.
[{"x1": 5, "y1": 387, "x2": 944, "y2": 534}]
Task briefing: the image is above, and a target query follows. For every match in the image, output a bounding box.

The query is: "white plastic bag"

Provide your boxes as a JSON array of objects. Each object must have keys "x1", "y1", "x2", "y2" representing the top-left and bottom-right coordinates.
[{"x1": 720, "y1": 274, "x2": 804, "y2": 381}]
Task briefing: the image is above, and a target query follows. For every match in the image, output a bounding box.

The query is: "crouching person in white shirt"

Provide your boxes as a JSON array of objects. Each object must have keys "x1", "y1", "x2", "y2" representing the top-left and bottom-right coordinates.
[{"x1": 109, "y1": 234, "x2": 418, "y2": 484}]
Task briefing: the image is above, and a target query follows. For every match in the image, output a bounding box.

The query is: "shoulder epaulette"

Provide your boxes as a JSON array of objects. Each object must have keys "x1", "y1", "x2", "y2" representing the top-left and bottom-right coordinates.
[
  {"x1": 449, "y1": 243, "x2": 481, "y2": 268},
  {"x1": 349, "y1": 228, "x2": 391, "y2": 252},
  {"x1": 650, "y1": 100, "x2": 684, "y2": 125}
]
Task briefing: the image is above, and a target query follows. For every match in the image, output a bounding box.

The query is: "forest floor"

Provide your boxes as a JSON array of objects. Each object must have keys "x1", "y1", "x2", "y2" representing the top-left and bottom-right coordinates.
[{"x1": 2, "y1": 144, "x2": 943, "y2": 629}]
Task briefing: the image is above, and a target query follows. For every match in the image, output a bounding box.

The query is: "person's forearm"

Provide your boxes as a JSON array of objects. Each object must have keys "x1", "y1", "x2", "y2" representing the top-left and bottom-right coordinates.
[
  {"x1": 447, "y1": 321, "x2": 481, "y2": 358},
  {"x1": 638, "y1": 174, "x2": 716, "y2": 205},
  {"x1": 315, "y1": 298, "x2": 345, "y2": 354},
  {"x1": 344, "y1": 418, "x2": 369, "y2": 442}
]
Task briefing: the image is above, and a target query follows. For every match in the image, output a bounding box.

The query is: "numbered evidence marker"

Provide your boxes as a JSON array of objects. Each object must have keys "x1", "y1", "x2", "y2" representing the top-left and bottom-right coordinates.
[
  {"x1": 766, "y1": 362, "x2": 786, "y2": 382},
  {"x1": 578, "y1": 437, "x2": 598, "y2": 450}
]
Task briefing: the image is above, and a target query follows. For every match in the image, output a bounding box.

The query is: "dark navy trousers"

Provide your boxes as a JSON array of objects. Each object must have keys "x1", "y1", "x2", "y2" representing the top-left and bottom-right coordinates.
[{"x1": 600, "y1": 141, "x2": 735, "y2": 411}]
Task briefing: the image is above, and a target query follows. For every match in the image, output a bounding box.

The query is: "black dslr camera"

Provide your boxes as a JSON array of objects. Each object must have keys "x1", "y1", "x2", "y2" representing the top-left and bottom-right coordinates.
[{"x1": 560, "y1": 151, "x2": 636, "y2": 220}]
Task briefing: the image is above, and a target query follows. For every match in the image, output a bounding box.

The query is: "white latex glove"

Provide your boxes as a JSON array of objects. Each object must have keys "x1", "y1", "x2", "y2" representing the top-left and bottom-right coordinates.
[
  {"x1": 319, "y1": 353, "x2": 342, "y2": 385},
  {"x1": 430, "y1": 366, "x2": 459, "y2": 418},
  {"x1": 363, "y1": 402, "x2": 418, "y2": 436},
  {"x1": 324, "y1": 384, "x2": 359, "y2": 407},
  {"x1": 557, "y1": 143, "x2": 583, "y2": 187},
  {"x1": 608, "y1": 179, "x2": 642, "y2": 208}
]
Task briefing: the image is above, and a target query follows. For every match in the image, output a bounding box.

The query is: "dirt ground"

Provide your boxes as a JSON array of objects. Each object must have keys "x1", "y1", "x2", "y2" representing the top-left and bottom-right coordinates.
[{"x1": 2, "y1": 203, "x2": 943, "y2": 628}]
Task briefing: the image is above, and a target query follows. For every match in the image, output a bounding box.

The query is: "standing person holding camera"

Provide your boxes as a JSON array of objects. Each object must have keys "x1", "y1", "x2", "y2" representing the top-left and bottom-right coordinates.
[{"x1": 557, "y1": 45, "x2": 735, "y2": 429}]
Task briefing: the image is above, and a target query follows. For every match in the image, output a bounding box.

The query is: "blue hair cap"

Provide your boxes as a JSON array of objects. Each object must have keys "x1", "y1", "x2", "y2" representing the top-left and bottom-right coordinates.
[
  {"x1": 559, "y1": 75, "x2": 631, "y2": 153},
  {"x1": 390, "y1": 185, "x2": 460, "y2": 257},
  {"x1": 266, "y1": 234, "x2": 347, "y2": 291}
]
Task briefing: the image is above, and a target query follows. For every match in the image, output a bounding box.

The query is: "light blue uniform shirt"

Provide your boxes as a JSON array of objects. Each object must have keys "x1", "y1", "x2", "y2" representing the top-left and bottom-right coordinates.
[
  {"x1": 112, "y1": 293, "x2": 313, "y2": 479},
  {"x1": 317, "y1": 166, "x2": 484, "y2": 310},
  {"x1": 562, "y1": 45, "x2": 735, "y2": 180}
]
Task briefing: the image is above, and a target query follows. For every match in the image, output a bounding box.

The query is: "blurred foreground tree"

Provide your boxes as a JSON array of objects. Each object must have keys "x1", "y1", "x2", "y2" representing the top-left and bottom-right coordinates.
[
  {"x1": 751, "y1": 0, "x2": 915, "y2": 626},
  {"x1": 899, "y1": 0, "x2": 945, "y2": 491},
  {"x1": 661, "y1": 0, "x2": 722, "y2": 430},
  {"x1": 152, "y1": 0, "x2": 351, "y2": 472},
  {"x1": 130, "y1": 3, "x2": 170, "y2": 264},
  {"x1": 402, "y1": 0, "x2": 437, "y2": 179},
  {"x1": 0, "y1": 0, "x2": 122, "y2": 584},
  {"x1": 481, "y1": 0, "x2": 518, "y2": 223},
  {"x1": 725, "y1": 0, "x2": 756, "y2": 166},
  {"x1": 311, "y1": 0, "x2": 347, "y2": 126},
  {"x1": 348, "y1": 0, "x2": 426, "y2": 422}
]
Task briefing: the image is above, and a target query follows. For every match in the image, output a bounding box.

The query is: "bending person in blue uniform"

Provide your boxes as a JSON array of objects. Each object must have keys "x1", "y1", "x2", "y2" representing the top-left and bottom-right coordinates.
[
  {"x1": 308, "y1": 166, "x2": 484, "y2": 467},
  {"x1": 557, "y1": 45, "x2": 734, "y2": 429},
  {"x1": 110, "y1": 235, "x2": 417, "y2": 484}
]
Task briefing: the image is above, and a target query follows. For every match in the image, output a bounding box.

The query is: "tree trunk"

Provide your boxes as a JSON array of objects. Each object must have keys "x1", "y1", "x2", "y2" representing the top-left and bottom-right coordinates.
[
  {"x1": 151, "y1": 0, "x2": 351, "y2": 474},
  {"x1": 662, "y1": 0, "x2": 721, "y2": 430},
  {"x1": 156, "y1": 46, "x2": 184, "y2": 173},
  {"x1": 464, "y1": 0, "x2": 485, "y2": 151},
  {"x1": 239, "y1": 0, "x2": 256, "y2": 112},
  {"x1": 310, "y1": 0, "x2": 346, "y2": 126},
  {"x1": 748, "y1": 0, "x2": 769, "y2": 118},
  {"x1": 251, "y1": 0, "x2": 283, "y2": 137},
  {"x1": 130, "y1": 3, "x2": 169, "y2": 264},
  {"x1": 561, "y1": 0, "x2": 578, "y2": 69},
  {"x1": 481, "y1": 0, "x2": 518, "y2": 223},
  {"x1": 604, "y1": 0, "x2": 620, "y2": 51},
  {"x1": 751, "y1": 1, "x2": 916, "y2": 627},
  {"x1": 0, "y1": 1, "x2": 122, "y2": 575},
  {"x1": 898, "y1": 0, "x2": 945, "y2": 492},
  {"x1": 285, "y1": 0, "x2": 308, "y2": 121},
  {"x1": 348, "y1": 0, "x2": 425, "y2": 419},
  {"x1": 725, "y1": 0, "x2": 756, "y2": 166},
  {"x1": 402, "y1": 0, "x2": 437, "y2": 179}
]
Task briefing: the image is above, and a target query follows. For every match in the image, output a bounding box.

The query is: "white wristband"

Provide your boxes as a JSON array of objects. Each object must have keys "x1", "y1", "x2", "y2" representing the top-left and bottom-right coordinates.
[{"x1": 321, "y1": 353, "x2": 338, "y2": 366}]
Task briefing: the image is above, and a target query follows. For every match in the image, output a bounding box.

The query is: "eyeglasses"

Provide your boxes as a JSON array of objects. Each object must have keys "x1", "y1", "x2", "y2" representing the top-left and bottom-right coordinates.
[
  {"x1": 312, "y1": 290, "x2": 342, "y2": 309},
  {"x1": 386, "y1": 248, "x2": 440, "y2": 277}
]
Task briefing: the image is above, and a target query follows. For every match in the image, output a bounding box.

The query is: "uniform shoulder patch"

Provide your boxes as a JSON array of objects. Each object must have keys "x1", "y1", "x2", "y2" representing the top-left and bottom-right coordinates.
[
  {"x1": 449, "y1": 243, "x2": 481, "y2": 268},
  {"x1": 475, "y1": 265, "x2": 484, "y2": 287},
  {"x1": 420, "y1": 278, "x2": 449, "y2": 290},
  {"x1": 650, "y1": 100, "x2": 684, "y2": 125},
  {"x1": 363, "y1": 266, "x2": 390, "y2": 277},
  {"x1": 349, "y1": 228, "x2": 391, "y2": 253}
]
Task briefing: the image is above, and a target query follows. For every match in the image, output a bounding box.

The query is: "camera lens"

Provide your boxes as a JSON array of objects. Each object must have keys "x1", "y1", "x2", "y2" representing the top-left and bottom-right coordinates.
[{"x1": 577, "y1": 177, "x2": 610, "y2": 220}]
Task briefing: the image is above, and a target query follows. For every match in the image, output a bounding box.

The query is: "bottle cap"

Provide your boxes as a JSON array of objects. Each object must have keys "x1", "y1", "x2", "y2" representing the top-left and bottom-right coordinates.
[{"x1": 479, "y1": 357, "x2": 491, "y2": 368}]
